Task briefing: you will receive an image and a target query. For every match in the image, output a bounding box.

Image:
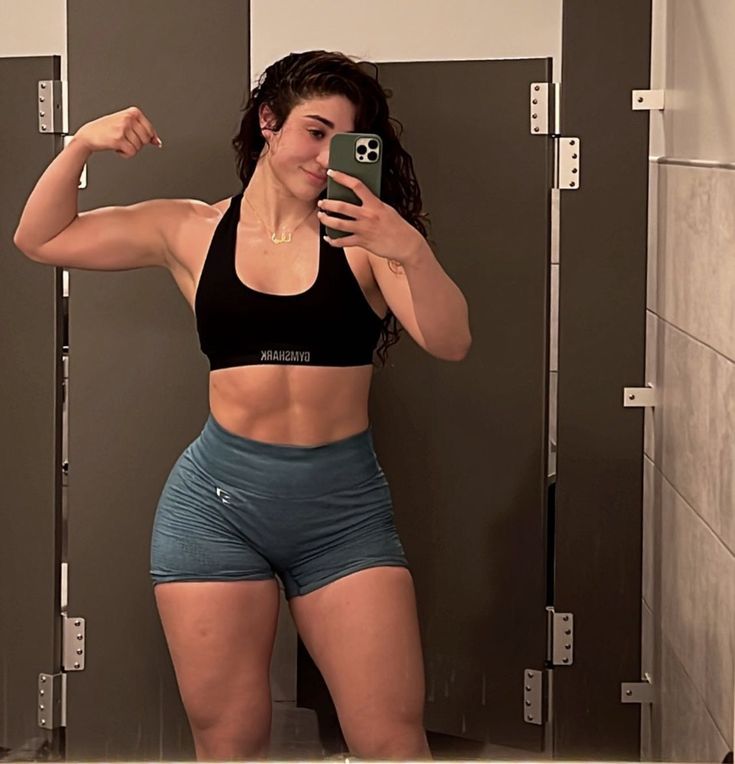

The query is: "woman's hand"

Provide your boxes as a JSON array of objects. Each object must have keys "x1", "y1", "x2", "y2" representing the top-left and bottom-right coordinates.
[
  {"x1": 75, "y1": 106, "x2": 163, "y2": 158},
  {"x1": 318, "y1": 169, "x2": 424, "y2": 265}
]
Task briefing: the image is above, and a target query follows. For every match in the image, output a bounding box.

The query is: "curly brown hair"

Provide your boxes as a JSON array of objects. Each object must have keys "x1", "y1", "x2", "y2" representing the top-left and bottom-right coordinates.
[{"x1": 232, "y1": 50, "x2": 432, "y2": 368}]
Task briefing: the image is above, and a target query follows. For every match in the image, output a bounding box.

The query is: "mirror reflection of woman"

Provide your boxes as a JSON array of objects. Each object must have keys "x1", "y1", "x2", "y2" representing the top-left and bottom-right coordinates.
[{"x1": 14, "y1": 50, "x2": 471, "y2": 761}]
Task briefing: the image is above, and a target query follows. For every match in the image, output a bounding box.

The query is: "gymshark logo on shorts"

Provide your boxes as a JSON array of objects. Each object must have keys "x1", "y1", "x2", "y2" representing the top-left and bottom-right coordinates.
[
  {"x1": 260, "y1": 349, "x2": 311, "y2": 363},
  {"x1": 215, "y1": 487, "x2": 231, "y2": 505}
]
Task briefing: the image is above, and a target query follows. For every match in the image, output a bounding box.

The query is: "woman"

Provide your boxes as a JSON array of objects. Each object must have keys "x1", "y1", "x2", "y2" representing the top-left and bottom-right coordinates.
[{"x1": 14, "y1": 50, "x2": 471, "y2": 761}]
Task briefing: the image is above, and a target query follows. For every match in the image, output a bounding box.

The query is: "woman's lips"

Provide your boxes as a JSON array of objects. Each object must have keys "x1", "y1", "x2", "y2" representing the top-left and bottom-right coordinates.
[{"x1": 303, "y1": 168, "x2": 327, "y2": 184}]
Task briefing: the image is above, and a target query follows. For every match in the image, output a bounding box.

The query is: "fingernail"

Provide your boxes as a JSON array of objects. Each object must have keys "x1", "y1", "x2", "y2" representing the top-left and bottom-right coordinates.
[
  {"x1": 156, "y1": 138, "x2": 163, "y2": 148},
  {"x1": 326, "y1": 169, "x2": 334, "y2": 176}
]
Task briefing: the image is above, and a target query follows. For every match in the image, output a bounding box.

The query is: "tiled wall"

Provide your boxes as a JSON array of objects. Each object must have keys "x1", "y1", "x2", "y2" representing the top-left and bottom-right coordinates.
[
  {"x1": 643, "y1": 0, "x2": 735, "y2": 759},
  {"x1": 642, "y1": 161, "x2": 735, "y2": 760}
]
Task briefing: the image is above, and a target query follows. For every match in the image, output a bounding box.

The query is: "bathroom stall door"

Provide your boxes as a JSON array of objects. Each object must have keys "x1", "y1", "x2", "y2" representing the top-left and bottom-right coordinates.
[
  {"x1": 63, "y1": 1, "x2": 250, "y2": 760},
  {"x1": 374, "y1": 57, "x2": 554, "y2": 753},
  {"x1": 0, "y1": 54, "x2": 64, "y2": 761},
  {"x1": 299, "y1": 58, "x2": 554, "y2": 754}
]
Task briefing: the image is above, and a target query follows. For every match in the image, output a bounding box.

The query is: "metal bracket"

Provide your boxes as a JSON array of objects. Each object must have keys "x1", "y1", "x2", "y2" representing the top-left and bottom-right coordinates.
[
  {"x1": 546, "y1": 607, "x2": 574, "y2": 665},
  {"x1": 554, "y1": 137, "x2": 581, "y2": 190},
  {"x1": 530, "y1": 82, "x2": 554, "y2": 135},
  {"x1": 62, "y1": 614, "x2": 86, "y2": 671},
  {"x1": 632, "y1": 89, "x2": 665, "y2": 111},
  {"x1": 622, "y1": 673, "x2": 654, "y2": 704},
  {"x1": 38, "y1": 673, "x2": 66, "y2": 729},
  {"x1": 38, "y1": 80, "x2": 65, "y2": 134},
  {"x1": 623, "y1": 384, "x2": 656, "y2": 408},
  {"x1": 523, "y1": 668, "x2": 544, "y2": 725}
]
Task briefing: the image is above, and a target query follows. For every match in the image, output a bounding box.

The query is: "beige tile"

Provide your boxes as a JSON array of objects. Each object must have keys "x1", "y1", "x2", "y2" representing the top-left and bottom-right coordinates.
[
  {"x1": 657, "y1": 321, "x2": 735, "y2": 551},
  {"x1": 644, "y1": 311, "x2": 659, "y2": 461},
  {"x1": 646, "y1": 161, "x2": 660, "y2": 314},
  {"x1": 643, "y1": 457, "x2": 655, "y2": 609},
  {"x1": 657, "y1": 164, "x2": 735, "y2": 362},
  {"x1": 660, "y1": 475, "x2": 735, "y2": 743},
  {"x1": 659, "y1": 638, "x2": 732, "y2": 762}
]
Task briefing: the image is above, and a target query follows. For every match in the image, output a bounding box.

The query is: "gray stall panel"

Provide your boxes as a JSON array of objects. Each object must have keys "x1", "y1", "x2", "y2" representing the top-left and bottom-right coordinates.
[
  {"x1": 0, "y1": 55, "x2": 64, "y2": 760},
  {"x1": 65, "y1": 2, "x2": 248, "y2": 759}
]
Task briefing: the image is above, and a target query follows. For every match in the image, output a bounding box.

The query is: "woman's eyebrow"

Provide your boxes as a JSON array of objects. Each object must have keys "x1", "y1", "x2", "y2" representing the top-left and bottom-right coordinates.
[{"x1": 304, "y1": 114, "x2": 335, "y2": 129}]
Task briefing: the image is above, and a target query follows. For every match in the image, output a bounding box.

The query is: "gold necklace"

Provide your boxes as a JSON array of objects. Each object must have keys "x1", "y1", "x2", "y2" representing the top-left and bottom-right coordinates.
[{"x1": 243, "y1": 194, "x2": 316, "y2": 246}]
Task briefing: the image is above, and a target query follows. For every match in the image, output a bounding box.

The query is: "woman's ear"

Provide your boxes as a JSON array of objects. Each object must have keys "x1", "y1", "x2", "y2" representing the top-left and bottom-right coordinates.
[{"x1": 259, "y1": 104, "x2": 276, "y2": 135}]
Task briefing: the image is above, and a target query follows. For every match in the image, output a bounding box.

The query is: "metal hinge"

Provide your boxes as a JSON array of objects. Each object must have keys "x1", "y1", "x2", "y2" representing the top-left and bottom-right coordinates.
[
  {"x1": 530, "y1": 82, "x2": 555, "y2": 135},
  {"x1": 632, "y1": 89, "x2": 665, "y2": 111},
  {"x1": 38, "y1": 80, "x2": 65, "y2": 134},
  {"x1": 62, "y1": 614, "x2": 86, "y2": 671},
  {"x1": 522, "y1": 668, "x2": 546, "y2": 725},
  {"x1": 553, "y1": 137, "x2": 581, "y2": 190},
  {"x1": 621, "y1": 672, "x2": 654, "y2": 703},
  {"x1": 623, "y1": 384, "x2": 656, "y2": 408},
  {"x1": 37, "y1": 673, "x2": 66, "y2": 729},
  {"x1": 546, "y1": 606, "x2": 574, "y2": 665}
]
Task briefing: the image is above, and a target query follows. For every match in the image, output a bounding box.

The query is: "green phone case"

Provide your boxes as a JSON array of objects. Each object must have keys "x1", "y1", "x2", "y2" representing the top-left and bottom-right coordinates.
[{"x1": 325, "y1": 132, "x2": 383, "y2": 240}]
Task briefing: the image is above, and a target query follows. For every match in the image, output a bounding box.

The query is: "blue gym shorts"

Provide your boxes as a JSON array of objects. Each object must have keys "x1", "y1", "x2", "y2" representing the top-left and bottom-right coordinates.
[{"x1": 150, "y1": 413, "x2": 409, "y2": 599}]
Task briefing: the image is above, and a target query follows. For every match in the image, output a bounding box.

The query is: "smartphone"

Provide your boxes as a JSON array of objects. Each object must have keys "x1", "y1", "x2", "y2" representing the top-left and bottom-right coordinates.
[{"x1": 325, "y1": 132, "x2": 383, "y2": 240}]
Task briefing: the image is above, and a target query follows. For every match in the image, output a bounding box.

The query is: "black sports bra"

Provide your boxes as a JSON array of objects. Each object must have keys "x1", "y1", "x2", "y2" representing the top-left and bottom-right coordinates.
[{"x1": 194, "y1": 191, "x2": 385, "y2": 370}]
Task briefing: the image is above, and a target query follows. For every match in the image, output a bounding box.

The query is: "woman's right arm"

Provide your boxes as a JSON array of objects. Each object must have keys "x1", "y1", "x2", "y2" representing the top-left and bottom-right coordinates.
[{"x1": 13, "y1": 106, "x2": 177, "y2": 271}]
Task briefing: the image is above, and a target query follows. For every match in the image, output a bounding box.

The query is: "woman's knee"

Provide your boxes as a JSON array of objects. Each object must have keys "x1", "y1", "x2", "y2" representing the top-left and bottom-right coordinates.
[{"x1": 344, "y1": 718, "x2": 431, "y2": 760}]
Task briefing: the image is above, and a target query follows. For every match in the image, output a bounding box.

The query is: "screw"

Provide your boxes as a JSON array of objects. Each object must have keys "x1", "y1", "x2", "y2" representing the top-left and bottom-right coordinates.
[
  {"x1": 563, "y1": 616, "x2": 569, "y2": 622},
  {"x1": 626, "y1": 689, "x2": 633, "y2": 696},
  {"x1": 527, "y1": 715, "x2": 534, "y2": 721},
  {"x1": 565, "y1": 644, "x2": 571, "y2": 649},
  {"x1": 40, "y1": 690, "x2": 45, "y2": 696},
  {"x1": 569, "y1": 140, "x2": 576, "y2": 146},
  {"x1": 40, "y1": 96, "x2": 45, "y2": 103},
  {"x1": 527, "y1": 671, "x2": 533, "y2": 679},
  {"x1": 532, "y1": 99, "x2": 538, "y2": 105},
  {"x1": 76, "y1": 648, "x2": 83, "y2": 655},
  {"x1": 534, "y1": 127, "x2": 540, "y2": 133},
  {"x1": 570, "y1": 182, "x2": 576, "y2": 187},
  {"x1": 565, "y1": 629, "x2": 571, "y2": 635},
  {"x1": 74, "y1": 662, "x2": 80, "y2": 669},
  {"x1": 41, "y1": 83, "x2": 46, "y2": 89},
  {"x1": 40, "y1": 676, "x2": 47, "y2": 683},
  {"x1": 638, "y1": 96, "x2": 644, "y2": 103},
  {"x1": 525, "y1": 685, "x2": 531, "y2": 692},
  {"x1": 534, "y1": 85, "x2": 540, "y2": 91},
  {"x1": 40, "y1": 111, "x2": 45, "y2": 117},
  {"x1": 41, "y1": 125, "x2": 47, "y2": 131},
  {"x1": 75, "y1": 620, "x2": 81, "y2": 627},
  {"x1": 40, "y1": 719, "x2": 46, "y2": 725},
  {"x1": 563, "y1": 658, "x2": 570, "y2": 663},
  {"x1": 532, "y1": 113, "x2": 538, "y2": 119},
  {"x1": 40, "y1": 704, "x2": 45, "y2": 711}
]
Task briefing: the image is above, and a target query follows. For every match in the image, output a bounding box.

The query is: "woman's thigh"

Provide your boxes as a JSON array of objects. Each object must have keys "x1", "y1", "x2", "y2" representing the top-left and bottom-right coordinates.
[
  {"x1": 288, "y1": 566, "x2": 427, "y2": 754},
  {"x1": 154, "y1": 580, "x2": 280, "y2": 740}
]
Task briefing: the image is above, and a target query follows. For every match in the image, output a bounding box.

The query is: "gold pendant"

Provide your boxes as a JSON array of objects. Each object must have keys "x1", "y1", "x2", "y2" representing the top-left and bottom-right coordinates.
[{"x1": 271, "y1": 231, "x2": 292, "y2": 244}]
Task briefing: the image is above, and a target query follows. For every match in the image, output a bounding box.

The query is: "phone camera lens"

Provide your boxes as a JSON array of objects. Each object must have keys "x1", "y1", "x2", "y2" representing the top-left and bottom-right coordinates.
[
  {"x1": 368, "y1": 139, "x2": 378, "y2": 149},
  {"x1": 367, "y1": 151, "x2": 378, "y2": 161},
  {"x1": 357, "y1": 145, "x2": 367, "y2": 155}
]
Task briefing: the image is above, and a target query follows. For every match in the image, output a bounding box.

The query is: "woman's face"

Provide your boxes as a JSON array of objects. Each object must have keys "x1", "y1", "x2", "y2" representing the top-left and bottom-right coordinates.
[{"x1": 259, "y1": 94, "x2": 357, "y2": 199}]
